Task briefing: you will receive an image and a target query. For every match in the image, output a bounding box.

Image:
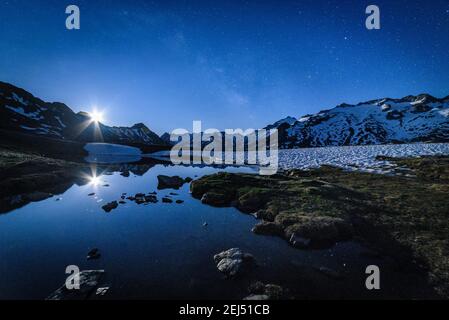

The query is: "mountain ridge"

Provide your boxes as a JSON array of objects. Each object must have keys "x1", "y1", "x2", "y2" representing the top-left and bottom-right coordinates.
[
  {"x1": 266, "y1": 93, "x2": 449, "y2": 148},
  {"x1": 0, "y1": 81, "x2": 165, "y2": 146}
]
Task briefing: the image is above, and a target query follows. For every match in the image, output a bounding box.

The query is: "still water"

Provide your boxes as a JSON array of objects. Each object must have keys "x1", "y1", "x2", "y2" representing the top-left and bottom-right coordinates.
[{"x1": 0, "y1": 161, "x2": 438, "y2": 299}]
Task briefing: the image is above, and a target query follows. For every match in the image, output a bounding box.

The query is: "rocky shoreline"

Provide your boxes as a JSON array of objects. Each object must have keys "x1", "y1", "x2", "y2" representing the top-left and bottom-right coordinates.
[{"x1": 191, "y1": 156, "x2": 449, "y2": 297}]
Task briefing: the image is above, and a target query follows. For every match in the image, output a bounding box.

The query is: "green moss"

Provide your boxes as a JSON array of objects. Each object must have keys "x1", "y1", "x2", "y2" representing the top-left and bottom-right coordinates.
[{"x1": 190, "y1": 156, "x2": 449, "y2": 297}]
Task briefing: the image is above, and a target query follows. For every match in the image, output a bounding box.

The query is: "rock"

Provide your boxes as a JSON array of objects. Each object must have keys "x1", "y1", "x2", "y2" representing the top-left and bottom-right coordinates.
[
  {"x1": 285, "y1": 216, "x2": 353, "y2": 248},
  {"x1": 289, "y1": 233, "x2": 312, "y2": 249},
  {"x1": 47, "y1": 270, "x2": 105, "y2": 300},
  {"x1": 96, "y1": 287, "x2": 109, "y2": 296},
  {"x1": 103, "y1": 184, "x2": 110, "y2": 187},
  {"x1": 162, "y1": 197, "x2": 173, "y2": 203},
  {"x1": 245, "y1": 282, "x2": 286, "y2": 300},
  {"x1": 213, "y1": 248, "x2": 255, "y2": 277},
  {"x1": 135, "y1": 193, "x2": 145, "y2": 198},
  {"x1": 149, "y1": 191, "x2": 157, "y2": 195},
  {"x1": 119, "y1": 201, "x2": 126, "y2": 204},
  {"x1": 157, "y1": 175, "x2": 187, "y2": 190},
  {"x1": 101, "y1": 201, "x2": 118, "y2": 213},
  {"x1": 185, "y1": 177, "x2": 193, "y2": 183},
  {"x1": 264, "y1": 284, "x2": 285, "y2": 299},
  {"x1": 252, "y1": 221, "x2": 283, "y2": 236},
  {"x1": 88, "y1": 193, "x2": 95, "y2": 196},
  {"x1": 144, "y1": 195, "x2": 158, "y2": 203},
  {"x1": 175, "y1": 200, "x2": 184, "y2": 204},
  {"x1": 170, "y1": 192, "x2": 179, "y2": 196},
  {"x1": 87, "y1": 248, "x2": 101, "y2": 260},
  {"x1": 200, "y1": 192, "x2": 230, "y2": 207},
  {"x1": 248, "y1": 281, "x2": 265, "y2": 294}
]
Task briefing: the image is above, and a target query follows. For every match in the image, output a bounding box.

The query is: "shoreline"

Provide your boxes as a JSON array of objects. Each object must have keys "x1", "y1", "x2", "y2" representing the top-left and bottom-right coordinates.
[{"x1": 190, "y1": 156, "x2": 449, "y2": 297}]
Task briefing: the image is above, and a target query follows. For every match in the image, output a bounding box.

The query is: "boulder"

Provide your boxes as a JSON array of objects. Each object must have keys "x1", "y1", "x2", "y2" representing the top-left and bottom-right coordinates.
[{"x1": 213, "y1": 248, "x2": 255, "y2": 277}]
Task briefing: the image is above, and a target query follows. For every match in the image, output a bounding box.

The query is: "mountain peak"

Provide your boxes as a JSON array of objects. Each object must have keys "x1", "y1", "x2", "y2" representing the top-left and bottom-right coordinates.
[
  {"x1": 269, "y1": 93, "x2": 449, "y2": 148},
  {"x1": 131, "y1": 122, "x2": 148, "y2": 129}
]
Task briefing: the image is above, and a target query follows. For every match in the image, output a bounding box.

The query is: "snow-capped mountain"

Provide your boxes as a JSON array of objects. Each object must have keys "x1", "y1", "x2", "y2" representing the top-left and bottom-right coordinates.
[
  {"x1": 267, "y1": 94, "x2": 449, "y2": 148},
  {"x1": 0, "y1": 81, "x2": 165, "y2": 146}
]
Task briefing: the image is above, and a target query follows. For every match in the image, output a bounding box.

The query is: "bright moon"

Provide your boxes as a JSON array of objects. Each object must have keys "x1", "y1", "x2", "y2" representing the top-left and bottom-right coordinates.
[
  {"x1": 90, "y1": 110, "x2": 104, "y2": 123},
  {"x1": 89, "y1": 175, "x2": 101, "y2": 186}
]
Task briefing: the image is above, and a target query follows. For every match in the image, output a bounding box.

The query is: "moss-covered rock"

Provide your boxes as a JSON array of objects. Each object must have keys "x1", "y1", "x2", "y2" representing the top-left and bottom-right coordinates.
[{"x1": 191, "y1": 156, "x2": 449, "y2": 297}]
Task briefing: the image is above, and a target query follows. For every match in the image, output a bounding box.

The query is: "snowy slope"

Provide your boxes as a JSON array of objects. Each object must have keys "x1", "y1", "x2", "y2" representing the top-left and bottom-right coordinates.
[{"x1": 267, "y1": 94, "x2": 449, "y2": 148}]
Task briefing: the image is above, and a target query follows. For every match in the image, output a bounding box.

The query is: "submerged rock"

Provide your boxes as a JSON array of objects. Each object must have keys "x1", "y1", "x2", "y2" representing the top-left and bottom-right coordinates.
[
  {"x1": 47, "y1": 270, "x2": 105, "y2": 300},
  {"x1": 175, "y1": 200, "x2": 184, "y2": 204},
  {"x1": 244, "y1": 282, "x2": 287, "y2": 300},
  {"x1": 213, "y1": 248, "x2": 255, "y2": 277},
  {"x1": 101, "y1": 201, "x2": 118, "y2": 213}
]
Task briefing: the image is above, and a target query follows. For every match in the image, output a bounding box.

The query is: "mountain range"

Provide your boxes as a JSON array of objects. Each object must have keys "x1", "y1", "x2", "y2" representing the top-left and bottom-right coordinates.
[
  {"x1": 0, "y1": 81, "x2": 164, "y2": 147},
  {"x1": 1, "y1": 81, "x2": 448, "y2": 150},
  {"x1": 266, "y1": 94, "x2": 449, "y2": 148}
]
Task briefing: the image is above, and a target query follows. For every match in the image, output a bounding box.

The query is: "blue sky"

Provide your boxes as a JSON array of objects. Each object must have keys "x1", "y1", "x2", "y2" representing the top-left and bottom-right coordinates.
[{"x1": 0, "y1": 0, "x2": 448, "y2": 134}]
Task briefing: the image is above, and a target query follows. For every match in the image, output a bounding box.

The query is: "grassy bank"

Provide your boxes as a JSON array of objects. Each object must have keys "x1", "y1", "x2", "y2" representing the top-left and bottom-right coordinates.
[{"x1": 190, "y1": 156, "x2": 449, "y2": 297}]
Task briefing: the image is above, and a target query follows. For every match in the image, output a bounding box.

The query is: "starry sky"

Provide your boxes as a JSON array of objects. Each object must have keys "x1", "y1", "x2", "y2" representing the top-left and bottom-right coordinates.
[{"x1": 0, "y1": 0, "x2": 448, "y2": 134}]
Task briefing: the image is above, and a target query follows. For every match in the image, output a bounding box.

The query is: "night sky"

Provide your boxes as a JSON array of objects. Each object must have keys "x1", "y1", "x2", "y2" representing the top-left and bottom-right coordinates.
[{"x1": 0, "y1": 0, "x2": 448, "y2": 134}]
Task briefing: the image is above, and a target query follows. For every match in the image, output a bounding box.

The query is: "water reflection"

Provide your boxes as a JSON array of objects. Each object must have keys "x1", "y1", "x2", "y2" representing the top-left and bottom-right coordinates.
[{"x1": 0, "y1": 158, "x2": 256, "y2": 215}]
